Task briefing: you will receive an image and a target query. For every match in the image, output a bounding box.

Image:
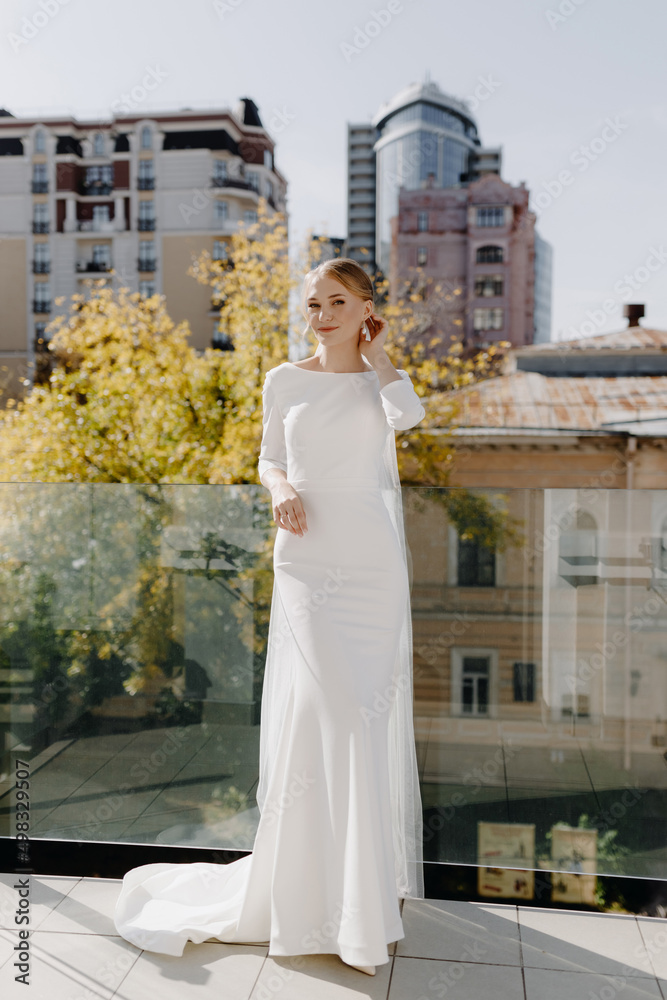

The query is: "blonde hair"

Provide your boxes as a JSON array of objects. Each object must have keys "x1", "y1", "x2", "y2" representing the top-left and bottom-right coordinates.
[{"x1": 300, "y1": 258, "x2": 374, "y2": 337}]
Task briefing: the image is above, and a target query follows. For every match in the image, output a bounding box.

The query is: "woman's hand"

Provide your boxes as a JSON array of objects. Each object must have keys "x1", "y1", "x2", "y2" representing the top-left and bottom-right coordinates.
[
  {"x1": 271, "y1": 480, "x2": 308, "y2": 536},
  {"x1": 359, "y1": 312, "x2": 402, "y2": 387},
  {"x1": 359, "y1": 312, "x2": 389, "y2": 364}
]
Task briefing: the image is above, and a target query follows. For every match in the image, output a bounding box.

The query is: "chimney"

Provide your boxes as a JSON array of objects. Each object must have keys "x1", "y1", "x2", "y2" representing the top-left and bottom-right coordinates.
[{"x1": 623, "y1": 303, "x2": 644, "y2": 327}]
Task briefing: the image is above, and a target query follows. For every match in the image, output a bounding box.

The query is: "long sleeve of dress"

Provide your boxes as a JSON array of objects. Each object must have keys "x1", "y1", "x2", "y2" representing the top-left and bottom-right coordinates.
[
  {"x1": 379, "y1": 369, "x2": 425, "y2": 430},
  {"x1": 258, "y1": 371, "x2": 288, "y2": 480}
]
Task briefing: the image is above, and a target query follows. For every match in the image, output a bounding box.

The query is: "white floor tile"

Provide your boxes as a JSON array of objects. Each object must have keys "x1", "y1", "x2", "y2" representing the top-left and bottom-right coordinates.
[
  {"x1": 519, "y1": 906, "x2": 653, "y2": 976},
  {"x1": 389, "y1": 955, "x2": 524, "y2": 1000},
  {"x1": 638, "y1": 918, "x2": 667, "y2": 979},
  {"x1": 38, "y1": 877, "x2": 123, "y2": 936},
  {"x1": 524, "y1": 966, "x2": 661, "y2": 1000},
  {"x1": 397, "y1": 898, "x2": 521, "y2": 964},
  {"x1": 116, "y1": 941, "x2": 267, "y2": 1000},
  {"x1": 0, "y1": 930, "x2": 139, "y2": 1000},
  {"x1": 0, "y1": 874, "x2": 81, "y2": 930},
  {"x1": 251, "y1": 953, "x2": 392, "y2": 998}
]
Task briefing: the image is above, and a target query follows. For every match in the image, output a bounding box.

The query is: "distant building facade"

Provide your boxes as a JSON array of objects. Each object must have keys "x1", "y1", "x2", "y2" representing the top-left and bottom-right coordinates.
[
  {"x1": 408, "y1": 312, "x2": 667, "y2": 763},
  {"x1": 0, "y1": 99, "x2": 287, "y2": 396},
  {"x1": 346, "y1": 79, "x2": 502, "y2": 278},
  {"x1": 389, "y1": 173, "x2": 550, "y2": 349}
]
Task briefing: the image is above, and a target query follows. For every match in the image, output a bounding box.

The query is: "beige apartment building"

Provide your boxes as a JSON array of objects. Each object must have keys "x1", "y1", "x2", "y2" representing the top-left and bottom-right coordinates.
[
  {"x1": 408, "y1": 313, "x2": 667, "y2": 764},
  {"x1": 0, "y1": 98, "x2": 287, "y2": 397}
]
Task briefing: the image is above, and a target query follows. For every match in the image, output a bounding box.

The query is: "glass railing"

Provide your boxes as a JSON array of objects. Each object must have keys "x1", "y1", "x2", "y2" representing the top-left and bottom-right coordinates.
[{"x1": 1, "y1": 485, "x2": 666, "y2": 905}]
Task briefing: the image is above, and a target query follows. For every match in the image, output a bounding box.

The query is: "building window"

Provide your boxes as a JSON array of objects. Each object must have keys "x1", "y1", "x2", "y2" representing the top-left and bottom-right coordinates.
[
  {"x1": 93, "y1": 204, "x2": 111, "y2": 223},
  {"x1": 92, "y1": 243, "x2": 111, "y2": 269},
  {"x1": 34, "y1": 321, "x2": 48, "y2": 343},
  {"x1": 513, "y1": 662, "x2": 535, "y2": 702},
  {"x1": 139, "y1": 279, "x2": 155, "y2": 298},
  {"x1": 416, "y1": 246, "x2": 428, "y2": 266},
  {"x1": 474, "y1": 274, "x2": 504, "y2": 297},
  {"x1": 212, "y1": 160, "x2": 228, "y2": 186},
  {"x1": 33, "y1": 203, "x2": 49, "y2": 232},
  {"x1": 263, "y1": 148, "x2": 272, "y2": 169},
  {"x1": 33, "y1": 243, "x2": 50, "y2": 272},
  {"x1": 214, "y1": 200, "x2": 228, "y2": 223},
  {"x1": 138, "y1": 159, "x2": 155, "y2": 189},
  {"x1": 562, "y1": 693, "x2": 590, "y2": 718},
  {"x1": 138, "y1": 241, "x2": 156, "y2": 270},
  {"x1": 93, "y1": 132, "x2": 105, "y2": 156},
  {"x1": 246, "y1": 171, "x2": 259, "y2": 192},
  {"x1": 265, "y1": 178, "x2": 274, "y2": 200},
  {"x1": 457, "y1": 536, "x2": 495, "y2": 586},
  {"x1": 476, "y1": 206, "x2": 505, "y2": 227},
  {"x1": 140, "y1": 126, "x2": 152, "y2": 150},
  {"x1": 461, "y1": 656, "x2": 490, "y2": 715},
  {"x1": 84, "y1": 164, "x2": 113, "y2": 194},
  {"x1": 138, "y1": 201, "x2": 155, "y2": 229},
  {"x1": 31, "y1": 162, "x2": 48, "y2": 193},
  {"x1": 476, "y1": 245, "x2": 504, "y2": 264},
  {"x1": 33, "y1": 282, "x2": 50, "y2": 312},
  {"x1": 244, "y1": 209, "x2": 258, "y2": 225},
  {"x1": 473, "y1": 307, "x2": 504, "y2": 331},
  {"x1": 213, "y1": 239, "x2": 228, "y2": 261},
  {"x1": 34, "y1": 129, "x2": 45, "y2": 153},
  {"x1": 417, "y1": 210, "x2": 429, "y2": 232}
]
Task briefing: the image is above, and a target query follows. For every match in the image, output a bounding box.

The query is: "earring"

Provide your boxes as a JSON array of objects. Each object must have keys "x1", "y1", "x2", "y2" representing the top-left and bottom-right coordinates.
[{"x1": 361, "y1": 322, "x2": 371, "y2": 341}]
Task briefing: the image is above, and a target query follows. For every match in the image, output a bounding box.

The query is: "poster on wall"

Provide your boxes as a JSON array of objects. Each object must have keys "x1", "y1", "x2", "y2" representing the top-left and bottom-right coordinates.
[
  {"x1": 477, "y1": 822, "x2": 535, "y2": 899},
  {"x1": 549, "y1": 825, "x2": 598, "y2": 905}
]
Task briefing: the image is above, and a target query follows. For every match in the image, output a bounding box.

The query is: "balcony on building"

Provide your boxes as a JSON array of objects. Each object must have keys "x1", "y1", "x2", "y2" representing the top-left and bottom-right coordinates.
[
  {"x1": 79, "y1": 181, "x2": 114, "y2": 196},
  {"x1": 32, "y1": 298, "x2": 51, "y2": 313},
  {"x1": 76, "y1": 259, "x2": 112, "y2": 273},
  {"x1": 137, "y1": 257, "x2": 157, "y2": 272},
  {"x1": 77, "y1": 219, "x2": 116, "y2": 233},
  {"x1": 210, "y1": 176, "x2": 258, "y2": 196},
  {"x1": 32, "y1": 260, "x2": 51, "y2": 274},
  {"x1": 31, "y1": 180, "x2": 49, "y2": 193},
  {"x1": 138, "y1": 218, "x2": 156, "y2": 231},
  {"x1": 32, "y1": 221, "x2": 50, "y2": 233},
  {"x1": 137, "y1": 177, "x2": 155, "y2": 190}
]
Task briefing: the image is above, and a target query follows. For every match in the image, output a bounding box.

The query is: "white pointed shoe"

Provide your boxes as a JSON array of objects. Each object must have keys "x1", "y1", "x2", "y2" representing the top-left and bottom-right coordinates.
[{"x1": 347, "y1": 963, "x2": 376, "y2": 975}]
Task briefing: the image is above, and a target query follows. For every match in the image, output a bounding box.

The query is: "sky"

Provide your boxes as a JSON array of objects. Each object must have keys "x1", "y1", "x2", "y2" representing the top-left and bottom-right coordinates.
[{"x1": 1, "y1": 0, "x2": 665, "y2": 341}]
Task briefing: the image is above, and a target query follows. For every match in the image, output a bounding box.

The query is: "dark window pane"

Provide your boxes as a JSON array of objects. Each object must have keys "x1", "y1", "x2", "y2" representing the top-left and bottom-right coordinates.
[
  {"x1": 458, "y1": 538, "x2": 495, "y2": 587},
  {"x1": 513, "y1": 662, "x2": 536, "y2": 702}
]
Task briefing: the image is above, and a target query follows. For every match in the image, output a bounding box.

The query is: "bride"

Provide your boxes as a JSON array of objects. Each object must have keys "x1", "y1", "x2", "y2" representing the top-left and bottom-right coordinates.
[{"x1": 113, "y1": 257, "x2": 425, "y2": 977}]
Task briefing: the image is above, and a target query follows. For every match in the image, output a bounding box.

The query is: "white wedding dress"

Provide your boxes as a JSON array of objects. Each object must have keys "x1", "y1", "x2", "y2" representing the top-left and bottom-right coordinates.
[{"x1": 113, "y1": 360, "x2": 425, "y2": 968}]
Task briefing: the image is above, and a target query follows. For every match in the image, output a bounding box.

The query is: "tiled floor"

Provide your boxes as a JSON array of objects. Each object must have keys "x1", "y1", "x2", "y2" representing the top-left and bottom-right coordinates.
[{"x1": 1, "y1": 873, "x2": 667, "y2": 999}]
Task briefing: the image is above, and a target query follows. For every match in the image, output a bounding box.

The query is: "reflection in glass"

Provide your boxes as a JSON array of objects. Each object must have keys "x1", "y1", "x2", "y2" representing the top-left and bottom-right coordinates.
[{"x1": 1, "y1": 485, "x2": 666, "y2": 903}]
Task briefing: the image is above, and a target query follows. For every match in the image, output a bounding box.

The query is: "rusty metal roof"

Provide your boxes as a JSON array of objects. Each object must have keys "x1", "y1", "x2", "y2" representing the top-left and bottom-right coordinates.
[
  {"x1": 516, "y1": 327, "x2": 667, "y2": 354},
  {"x1": 445, "y1": 371, "x2": 667, "y2": 436}
]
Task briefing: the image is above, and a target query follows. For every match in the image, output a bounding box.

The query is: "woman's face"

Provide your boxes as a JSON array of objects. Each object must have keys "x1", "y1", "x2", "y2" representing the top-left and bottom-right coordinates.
[{"x1": 305, "y1": 275, "x2": 372, "y2": 348}]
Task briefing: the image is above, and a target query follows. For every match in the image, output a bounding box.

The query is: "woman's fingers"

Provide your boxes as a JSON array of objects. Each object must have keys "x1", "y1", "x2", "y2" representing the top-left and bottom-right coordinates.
[{"x1": 275, "y1": 498, "x2": 308, "y2": 535}]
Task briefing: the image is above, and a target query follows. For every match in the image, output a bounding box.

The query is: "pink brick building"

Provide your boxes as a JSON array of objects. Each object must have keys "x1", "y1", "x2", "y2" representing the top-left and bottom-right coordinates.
[{"x1": 389, "y1": 173, "x2": 551, "y2": 351}]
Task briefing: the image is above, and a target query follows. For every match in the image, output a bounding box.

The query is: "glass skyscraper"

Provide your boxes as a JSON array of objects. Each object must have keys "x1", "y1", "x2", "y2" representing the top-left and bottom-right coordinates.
[{"x1": 372, "y1": 80, "x2": 486, "y2": 275}]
